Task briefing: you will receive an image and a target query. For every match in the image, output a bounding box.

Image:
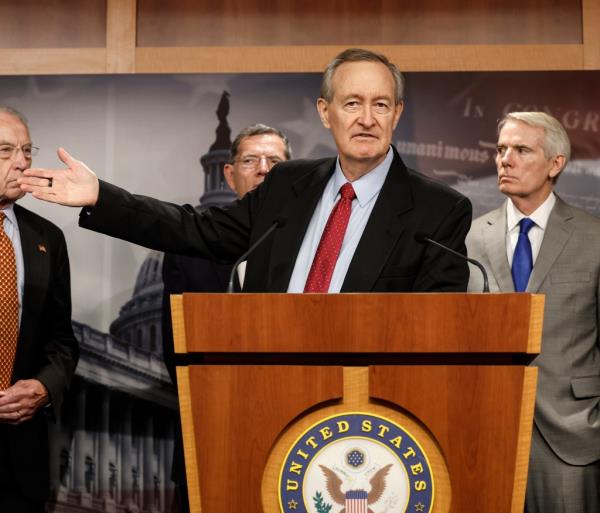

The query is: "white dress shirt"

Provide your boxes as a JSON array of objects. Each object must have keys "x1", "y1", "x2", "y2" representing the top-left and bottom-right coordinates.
[
  {"x1": 506, "y1": 192, "x2": 556, "y2": 267},
  {"x1": 237, "y1": 260, "x2": 247, "y2": 289},
  {"x1": 287, "y1": 147, "x2": 393, "y2": 293}
]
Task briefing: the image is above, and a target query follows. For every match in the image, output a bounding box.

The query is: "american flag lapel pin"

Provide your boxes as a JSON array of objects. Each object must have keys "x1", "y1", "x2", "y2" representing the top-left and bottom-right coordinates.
[{"x1": 38, "y1": 244, "x2": 47, "y2": 253}]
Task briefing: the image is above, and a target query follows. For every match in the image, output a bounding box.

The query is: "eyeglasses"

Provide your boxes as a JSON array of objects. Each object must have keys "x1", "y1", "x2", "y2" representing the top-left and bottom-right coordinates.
[
  {"x1": 236, "y1": 155, "x2": 283, "y2": 170},
  {"x1": 0, "y1": 144, "x2": 39, "y2": 159}
]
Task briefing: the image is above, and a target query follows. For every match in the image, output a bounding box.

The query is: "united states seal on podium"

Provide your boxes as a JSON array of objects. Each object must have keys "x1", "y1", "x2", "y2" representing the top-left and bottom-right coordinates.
[{"x1": 278, "y1": 412, "x2": 434, "y2": 513}]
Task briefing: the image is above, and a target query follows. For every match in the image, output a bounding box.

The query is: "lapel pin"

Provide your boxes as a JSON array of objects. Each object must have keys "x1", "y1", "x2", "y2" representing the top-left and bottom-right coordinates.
[{"x1": 38, "y1": 244, "x2": 47, "y2": 253}]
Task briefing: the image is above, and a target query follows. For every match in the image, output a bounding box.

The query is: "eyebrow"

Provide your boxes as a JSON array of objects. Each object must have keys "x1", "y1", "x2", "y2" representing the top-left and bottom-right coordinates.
[
  {"x1": 341, "y1": 93, "x2": 393, "y2": 102},
  {"x1": 241, "y1": 153, "x2": 283, "y2": 158},
  {"x1": 0, "y1": 140, "x2": 31, "y2": 146},
  {"x1": 497, "y1": 143, "x2": 533, "y2": 149}
]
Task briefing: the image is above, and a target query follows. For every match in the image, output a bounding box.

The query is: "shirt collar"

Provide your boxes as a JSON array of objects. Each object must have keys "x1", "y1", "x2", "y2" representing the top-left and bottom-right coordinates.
[
  {"x1": 506, "y1": 192, "x2": 556, "y2": 232},
  {"x1": 333, "y1": 146, "x2": 393, "y2": 208},
  {"x1": 0, "y1": 203, "x2": 17, "y2": 227}
]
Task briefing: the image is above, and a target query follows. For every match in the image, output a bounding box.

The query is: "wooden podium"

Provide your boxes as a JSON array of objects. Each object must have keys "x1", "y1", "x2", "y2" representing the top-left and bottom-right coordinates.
[{"x1": 170, "y1": 293, "x2": 544, "y2": 513}]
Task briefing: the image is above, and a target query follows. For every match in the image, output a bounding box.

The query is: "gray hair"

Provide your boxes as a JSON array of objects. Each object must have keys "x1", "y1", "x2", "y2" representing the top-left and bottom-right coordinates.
[
  {"x1": 321, "y1": 48, "x2": 405, "y2": 105},
  {"x1": 499, "y1": 111, "x2": 571, "y2": 166},
  {"x1": 229, "y1": 123, "x2": 292, "y2": 163},
  {"x1": 0, "y1": 105, "x2": 29, "y2": 128}
]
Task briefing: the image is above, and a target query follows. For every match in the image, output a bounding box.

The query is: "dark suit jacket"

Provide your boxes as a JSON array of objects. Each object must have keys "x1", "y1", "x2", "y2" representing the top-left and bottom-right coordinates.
[
  {"x1": 81, "y1": 149, "x2": 472, "y2": 292},
  {"x1": 0, "y1": 204, "x2": 79, "y2": 500},
  {"x1": 161, "y1": 253, "x2": 231, "y2": 383},
  {"x1": 160, "y1": 253, "x2": 231, "y2": 494}
]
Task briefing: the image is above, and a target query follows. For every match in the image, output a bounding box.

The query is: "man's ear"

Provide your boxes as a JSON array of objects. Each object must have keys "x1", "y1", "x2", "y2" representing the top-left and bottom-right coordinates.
[
  {"x1": 316, "y1": 98, "x2": 330, "y2": 129},
  {"x1": 392, "y1": 101, "x2": 404, "y2": 130},
  {"x1": 549, "y1": 155, "x2": 566, "y2": 180},
  {"x1": 223, "y1": 163, "x2": 236, "y2": 191}
]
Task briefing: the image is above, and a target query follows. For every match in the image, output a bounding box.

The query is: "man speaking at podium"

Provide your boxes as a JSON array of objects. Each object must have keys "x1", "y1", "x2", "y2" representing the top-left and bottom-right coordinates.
[{"x1": 19, "y1": 48, "x2": 471, "y2": 293}]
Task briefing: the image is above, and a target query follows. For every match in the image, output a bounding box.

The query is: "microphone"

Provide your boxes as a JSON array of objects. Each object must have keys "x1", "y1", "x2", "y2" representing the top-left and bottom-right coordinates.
[
  {"x1": 414, "y1": 232, "x2": 489, "y2": 292},
  {"x1": 227, "y1": 217, "x2": 286, "y2": 293}
]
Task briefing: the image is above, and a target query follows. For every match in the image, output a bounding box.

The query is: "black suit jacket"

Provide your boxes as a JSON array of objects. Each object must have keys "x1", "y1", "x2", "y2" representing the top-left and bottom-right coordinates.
[
  {"x1": 81, "y1": 148, "x2": 472, "y2": 292},
  {"x1": 0, "y1": 204, "x2": 79, "y2": 500},
  {"x1": 160, "y1": 253, "x2": 231, "y2": 496},
  {"x1": 161, "y1": 254, "x2": 231, "y2": 384}
]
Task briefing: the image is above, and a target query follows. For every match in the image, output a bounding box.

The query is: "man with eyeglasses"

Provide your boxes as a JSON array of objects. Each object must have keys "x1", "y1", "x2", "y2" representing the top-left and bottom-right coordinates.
[
  {"x1": 0, "y1": 106, "x2": 79, "y2": 513},
  {"x1": 223, "y1": 124, "x2": 291, "y2": 203},
  {"x1": 19, "y1": 48, "x2": 470, "y2": 293},
  {"x1": 161, "y1": 123, "x2": 290, "y2": 513}
]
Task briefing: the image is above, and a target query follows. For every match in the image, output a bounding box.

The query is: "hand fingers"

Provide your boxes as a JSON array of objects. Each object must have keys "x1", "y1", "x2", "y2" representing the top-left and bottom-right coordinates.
[
  {"x1": 0, "y1": 390, "x2": 39, "y2": 415},
  {"x1": 0, "y1": 397, "x2": 20, "y2": 413},
  {"x1": 19, "y1": 182, "x2": 54, "y2": 196},
  {"x1": 58, "y1": 147, "x2": 77, "y2": 167},
  {"x1": 22, "y1": 167, "x2": 57, "y2": 179},
  {"x1": 31, "y1": 191, "x2": 63, "y2": 203},
  {"x1": 17, "y1": 176, "x2": 53, "y2": 188},
  {"x1": 0, "y1": 408, "x2": 31, "y2": 425}
]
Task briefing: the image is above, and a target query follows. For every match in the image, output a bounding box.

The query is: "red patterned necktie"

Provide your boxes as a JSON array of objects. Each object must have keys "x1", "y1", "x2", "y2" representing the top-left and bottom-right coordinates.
[
  {"x1": 304, "y1": 182, "x2": 356, "y2": 292},
  {"x1": 0, "y1": 212, "x2": 19, "y2": 390}
]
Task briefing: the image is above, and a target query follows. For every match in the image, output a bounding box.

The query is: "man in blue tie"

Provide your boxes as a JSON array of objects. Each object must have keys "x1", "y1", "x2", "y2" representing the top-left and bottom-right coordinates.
[{"x1": 466, "y1": 112, "x2": 600, "y2": 513}]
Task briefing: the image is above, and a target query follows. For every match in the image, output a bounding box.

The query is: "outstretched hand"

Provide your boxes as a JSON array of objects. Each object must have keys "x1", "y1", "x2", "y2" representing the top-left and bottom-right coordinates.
[{"x1": 18, "y1": 147, "x2": 100, "y2": 207}]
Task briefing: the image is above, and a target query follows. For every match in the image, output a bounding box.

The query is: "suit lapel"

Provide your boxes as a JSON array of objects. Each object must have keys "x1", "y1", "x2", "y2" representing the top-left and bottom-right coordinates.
[
  {"x1": 527, "y1": 197, "x2": 574, "y2": 293},
  {"x1": 13, "y1": 205, "x2": 50, "y2": 364},
  {"x1": 268, "y1": 159, "x2": 335, "y2": 291},
  {"x1": 341, "y1": 153, "x2": 412, "y2": 292},
  {"x1": 483, "y1": 204, "x2": 515, "y2": 292}
]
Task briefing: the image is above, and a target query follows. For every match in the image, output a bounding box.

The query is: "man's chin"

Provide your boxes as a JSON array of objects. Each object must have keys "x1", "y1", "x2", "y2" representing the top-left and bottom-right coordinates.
[
  {"x1": 499, "y1": 185, "x2": 529, "y2": 200},
  {"x1": 351, "y1": 150, "x2": 386, "y2": 164},
  {"x1": 6, "y1": 189, "x2": 25, "y2": 203},
  {"x1": 0, "y1": 194, "x2": 23, "y2": 207}
]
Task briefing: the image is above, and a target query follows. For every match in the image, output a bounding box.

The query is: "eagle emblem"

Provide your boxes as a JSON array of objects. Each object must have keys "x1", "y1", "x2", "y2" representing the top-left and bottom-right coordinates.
[
  {"x1": 278, "y1": 413, "x2": 434, "y2": 513},
  {"x1": 319, "y1": 463, "x2": 393, "y2": 513}
]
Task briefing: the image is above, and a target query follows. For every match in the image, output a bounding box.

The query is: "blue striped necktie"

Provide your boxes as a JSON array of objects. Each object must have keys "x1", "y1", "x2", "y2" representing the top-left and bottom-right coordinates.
[{"x1": 512, "y1": 217, "x2": 536, "y2": 292}]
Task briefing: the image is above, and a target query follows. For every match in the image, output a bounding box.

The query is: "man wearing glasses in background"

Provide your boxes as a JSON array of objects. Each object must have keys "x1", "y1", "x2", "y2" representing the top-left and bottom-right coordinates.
[
  {"x1": 0, "y1": 106, "x2": 79, "y2": 513},
  {"x1": 161, "y1": 123, "x2": 291, "y2": 512}
]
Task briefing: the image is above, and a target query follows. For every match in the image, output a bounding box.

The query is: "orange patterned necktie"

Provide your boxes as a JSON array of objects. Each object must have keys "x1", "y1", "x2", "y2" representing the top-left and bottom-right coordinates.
[{"x1": 0, "y1": 211, "x2": 19, "y2": 390}]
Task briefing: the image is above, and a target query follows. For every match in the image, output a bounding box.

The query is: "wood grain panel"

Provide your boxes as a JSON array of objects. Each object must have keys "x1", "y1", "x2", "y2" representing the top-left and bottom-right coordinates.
[
  {"x1": 106, "y1": 0, "x2": 136, "y2": 72},
  {"x1": 170, "y1": 295, "x2": 187, "y2": 354},
  {"x1": 134, "y1": 44, "x2": 584, "y2": 73},
  {"x1": 187, "y1": 365, "x2": 343, "y2": 513},
  {"x1": 176, "y1": 367, "x2": 202, "y2": 513},
  {"x1": 0, "y1": 0, "x2": 593, "y2": 74},
  {"x1": 370, "y1": 365, "x2": 535, "y2": 513},
  {"x1": 0, "y1": 48, "x2": 107, "y2": 75},
  {"x1": 511, "y1": 367, "x2": 537, "y2": 513},
  {"x1": 583, "y1": 0, "x2": 600, "y2": 69},
  {"x1": 0, "y1": 0, "x2": 106, "y2": 48},
  {"x1": 137, "y1": 0, "x2": 582, "y2": 47},
  {"x1": 180, "y1": 293, "x2": 544, "y2": 354}
]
